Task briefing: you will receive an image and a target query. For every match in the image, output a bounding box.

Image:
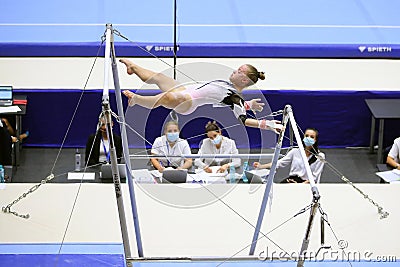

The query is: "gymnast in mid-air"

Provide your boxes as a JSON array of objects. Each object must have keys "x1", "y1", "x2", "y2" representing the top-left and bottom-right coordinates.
[{"x1": 120, "y1": 59, "x2": 282, "y2": 133}]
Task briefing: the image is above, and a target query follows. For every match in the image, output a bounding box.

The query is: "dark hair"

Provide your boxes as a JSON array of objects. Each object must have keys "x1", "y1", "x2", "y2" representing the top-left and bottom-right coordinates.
[
  {"x1": 245, "y1": 64, "x2": 266, "y2": 85},
  {"x1": 205, "y1": 121, "x2": 221, "y2": 133}
]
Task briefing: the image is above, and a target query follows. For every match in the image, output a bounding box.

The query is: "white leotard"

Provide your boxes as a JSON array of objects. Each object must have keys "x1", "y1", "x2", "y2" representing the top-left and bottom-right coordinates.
[{"x1": 176, "y1": 80, "x2": 248, "y2": 124}]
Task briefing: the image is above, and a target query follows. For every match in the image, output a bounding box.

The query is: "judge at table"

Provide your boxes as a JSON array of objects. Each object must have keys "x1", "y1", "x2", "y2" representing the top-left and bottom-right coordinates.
[{"x1": 195, "y1": 121, "x2": 241, "y2": 173}]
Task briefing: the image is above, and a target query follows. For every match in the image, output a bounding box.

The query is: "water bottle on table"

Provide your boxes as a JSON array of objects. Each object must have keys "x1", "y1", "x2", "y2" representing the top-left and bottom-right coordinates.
[
  {"x1": 241, "y1": 161, "x2": 249, "y2": 183},
  {"x1": 229, "y1": 164, "x2": 236, "y2": 184},
  {"x1": 0, "y1": 165, "x2": 5, "y2": 183},
  {"x1": 75, "y1": 148, "x2": 81, "y2": 171}
]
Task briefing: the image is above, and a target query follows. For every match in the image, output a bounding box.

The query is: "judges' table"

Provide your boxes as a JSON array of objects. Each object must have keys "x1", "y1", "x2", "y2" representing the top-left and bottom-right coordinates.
[{"x1": 365, "y1": 99, "x2": 400, "y2": 164}]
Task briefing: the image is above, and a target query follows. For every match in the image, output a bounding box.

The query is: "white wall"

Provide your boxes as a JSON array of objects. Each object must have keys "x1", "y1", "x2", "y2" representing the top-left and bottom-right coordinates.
[
  {"x1": 1, "y1": 57, "x2": 399, "y2": 91},
  {"x1": 0, "y1": 183, "x2": 398, "y2": 260}
]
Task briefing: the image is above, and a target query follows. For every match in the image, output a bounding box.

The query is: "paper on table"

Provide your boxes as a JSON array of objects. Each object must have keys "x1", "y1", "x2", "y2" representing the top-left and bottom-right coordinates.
[
  {"x1": 132, "y1": 169, "x2": 156, "y2": 183},
  {"x1": 0, "y1": 106, "x2": 21, "y2": 114},
  {"x1": 249, "y1": 169, "x2": 270, "y2": 177},
  {"x1": 188, "y1": 171, "x2": 226, "y2": 184},
  {"x1": 67, "y1": 172, "x2": 95, "y2": 180},
  {"x1": 208, "y1": 166, "x2": 228, "y2": 177},
  {"x1": 375, "y1": 169, "x2": 400, "y2": 183},
  {"x1": 149, "y1": 169, "x2": 163, "y2": 178}
]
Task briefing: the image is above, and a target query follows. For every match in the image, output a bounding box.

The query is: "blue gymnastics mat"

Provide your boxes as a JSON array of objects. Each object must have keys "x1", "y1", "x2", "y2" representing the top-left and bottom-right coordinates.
[
  {"x1": 1, "y1": 256, "x2": 399, "y2": 267},
  {"x1": 0, "y1": 243, "x2": 125, "y2": 267},
  {"x1": 0, "y1": 243, "x2": 399, "y2": 267}
]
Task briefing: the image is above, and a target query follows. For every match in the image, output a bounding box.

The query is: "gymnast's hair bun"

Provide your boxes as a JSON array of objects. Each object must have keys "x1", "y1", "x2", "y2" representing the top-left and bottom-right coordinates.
[{"x1": 258, "y1": 71, "x2": 266, "y2": 80}]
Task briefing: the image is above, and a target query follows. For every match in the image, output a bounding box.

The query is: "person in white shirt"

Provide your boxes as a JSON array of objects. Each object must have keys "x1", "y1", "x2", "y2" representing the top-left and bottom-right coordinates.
[
  {"x1": 150, "y1": 120, "x2": 192, "y2": 172},
  {"x1": 195, "y1": 121, "x2": 241, "y2": 173},
  {"x1": 253, "y1": 128, "x2": 325, "y2": 183},
  {"x1": 386, "y1": 137, "x2": 400, "y2": 170}
]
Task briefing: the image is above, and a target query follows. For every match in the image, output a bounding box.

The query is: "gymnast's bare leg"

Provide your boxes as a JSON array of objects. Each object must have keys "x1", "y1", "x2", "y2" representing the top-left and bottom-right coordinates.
[
  {"x1": 120, "y1": 59, "x2": 192, "y2": 113},
  {"x1": 119, "y1": 59, "x2": 178, "y2": 92},
  {"x1": 122, "y1": 89, "x2": 190, "y2": 111}
]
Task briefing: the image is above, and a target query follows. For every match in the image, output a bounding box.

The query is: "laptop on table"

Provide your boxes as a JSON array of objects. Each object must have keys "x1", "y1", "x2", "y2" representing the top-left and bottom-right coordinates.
[
  {"x1": 100, "y1": 164, "x2": 127, "y2": 181},
  {"x1": 0, "y1": 86, "x2": 13, "y2": 106},
  {"x1": 244, "y1": 169, "x2": 270, "y2": 184},
  {"x1": 161, "y1": 169, "x2": 188, "y2": 183}
]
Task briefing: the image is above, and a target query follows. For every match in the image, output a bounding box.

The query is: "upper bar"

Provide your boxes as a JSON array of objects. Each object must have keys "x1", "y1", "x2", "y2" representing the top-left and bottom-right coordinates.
[{"x1": 129, "y1": 153, "x2": 278, "y2": 159}]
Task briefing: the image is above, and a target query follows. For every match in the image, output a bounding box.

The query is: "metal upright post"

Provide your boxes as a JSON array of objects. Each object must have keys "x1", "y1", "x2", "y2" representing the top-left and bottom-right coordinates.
[
  {"x1": 287, "y1": 106, "x2": 320, "y2": 200},
  {"x1": 377, "y1": 119, "x2": 385, "y2": 163},
  {"x1": 109, "y1": 24, "x2": 144, "y2": 258},
  {"x1": 173, "y1": 0, "x2": 177, "y2": 80},
  {"x1": 286, "y1": 106, "x2": 321, "y2": 267},
  {"x1": 102, "y1": 24, "x2": 132, "y2": 264},
  {"x1": 297, "y1": 201, "x2": 319, "y2": 267},
  {"x1": 249, "y1": 105, "x2": 322, "y2": 262},
  {"x1": 249, "y1": 105, "x2": 290, "y2": 255}
]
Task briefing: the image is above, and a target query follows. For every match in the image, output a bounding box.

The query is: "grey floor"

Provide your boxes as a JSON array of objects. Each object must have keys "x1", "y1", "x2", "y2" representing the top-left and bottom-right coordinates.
[{"x1": 8, "y1": 147, "x2": 383, "y2": 184}]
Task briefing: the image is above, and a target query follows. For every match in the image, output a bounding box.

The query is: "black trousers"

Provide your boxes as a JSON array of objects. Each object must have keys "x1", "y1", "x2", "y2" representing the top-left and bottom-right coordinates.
[
  {"x1": 0, "y1": 125, "x2": 12, "y2": 165},
  {"x1": 280, "y1": 175, "x2": 305, "y2": 183}
]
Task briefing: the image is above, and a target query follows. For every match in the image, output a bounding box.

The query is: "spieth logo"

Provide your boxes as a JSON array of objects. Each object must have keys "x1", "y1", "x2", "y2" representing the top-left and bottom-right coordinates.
[
  {"x1": 358, "y1": 46, "x2": 366, "y2": 52},
  {"x1": 358, "y1": 46, "x2": 392, "y2": 53},
  {"x1": 145, "y1": 45, "x2": 179, "y2": 52}
]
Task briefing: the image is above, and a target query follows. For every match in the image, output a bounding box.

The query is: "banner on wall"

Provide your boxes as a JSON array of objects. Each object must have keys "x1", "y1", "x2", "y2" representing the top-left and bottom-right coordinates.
[{"x1": 1, "y1": 43, "x2": 400, "y2": 59}]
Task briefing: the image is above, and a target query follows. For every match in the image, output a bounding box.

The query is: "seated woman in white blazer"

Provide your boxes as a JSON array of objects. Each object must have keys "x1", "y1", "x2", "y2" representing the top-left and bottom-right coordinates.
[{"x1": 195, "y1": 121, "x2": 241, "y2": 173}]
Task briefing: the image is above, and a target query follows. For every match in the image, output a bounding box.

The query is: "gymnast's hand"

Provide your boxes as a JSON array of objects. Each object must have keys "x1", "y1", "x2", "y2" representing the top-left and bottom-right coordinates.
[
  {"x1": 268, "y1": 120, "x2": 283, "y2": 134},
  {"x1": 246, "y1": 98, "x2": 265, "y2": 112},
  {"x1": 258, "y1": 119, "x2": 283, "y2": 134}
]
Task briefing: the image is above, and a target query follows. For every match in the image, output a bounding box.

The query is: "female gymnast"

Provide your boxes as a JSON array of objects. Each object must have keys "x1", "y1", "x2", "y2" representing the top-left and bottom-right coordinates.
[{"x1": 120, "y1": 59, "x2": 282, "y2": 132}]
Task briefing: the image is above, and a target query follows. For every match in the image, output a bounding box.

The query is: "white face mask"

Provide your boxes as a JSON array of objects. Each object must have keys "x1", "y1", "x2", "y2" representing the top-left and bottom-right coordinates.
[
  {"x1": 166, "y1": 132, "x2": 179, "y2": 142},
  {"x1": 212, "y1": 134, "x2": 222, "y2": 145},
  {"x1": 303, "y1": 136, "x2": 315, "y2": 147}
]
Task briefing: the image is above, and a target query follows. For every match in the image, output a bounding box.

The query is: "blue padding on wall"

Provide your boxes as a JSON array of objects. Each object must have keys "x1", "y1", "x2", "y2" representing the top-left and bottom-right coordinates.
[
  {"x1": 11, "y1": 90, "x2": 125, "y2": 148},
  {"x1": 11, "y1": 89, "x2": 400, "y2": 149},
  {"x1": 1, "y1": 42, "x2": 399, "y2": 58},
  {"x1": 267, "y1": 90, "x2": 400, "y2": 148}
]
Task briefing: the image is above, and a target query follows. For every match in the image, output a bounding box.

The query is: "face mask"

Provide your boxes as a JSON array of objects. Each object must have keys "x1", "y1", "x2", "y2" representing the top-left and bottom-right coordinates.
[
  {"x1": 166, "y1": 132, "x2": 179, "y2": 142},
  {"x1": 212, "y1": 134, "x2": 222, "y2": 145},
  {"x1": 303, "y1": 136, "x2": 315, "y2": 147}
]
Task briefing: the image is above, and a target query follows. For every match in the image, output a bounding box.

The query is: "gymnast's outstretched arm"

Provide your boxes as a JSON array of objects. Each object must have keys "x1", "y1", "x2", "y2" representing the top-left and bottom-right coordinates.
[
  {"x1": 230, "y1": 95, "x2": 282, "y2": 133},
  {"x1": 244, "y1": 117, "x2": 282, "y2": 133}
]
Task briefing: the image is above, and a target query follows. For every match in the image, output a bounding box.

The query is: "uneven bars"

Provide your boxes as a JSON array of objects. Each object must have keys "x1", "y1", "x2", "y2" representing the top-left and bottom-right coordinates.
[
  {"x1": 287, "y1": 106, "x2": 320, "y2": 200},
  {"x1": 102, "y1": 24, "x2": 132, "y2": 262},
  {"x1": 129, "y1": 153, "x2": 278, "y2": 159},
  {"x1": 102, "y1": 27, "x2": 111, "y2": 102}
]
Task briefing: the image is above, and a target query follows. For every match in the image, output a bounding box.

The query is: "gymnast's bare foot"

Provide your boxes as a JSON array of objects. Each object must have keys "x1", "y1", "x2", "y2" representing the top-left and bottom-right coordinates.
[
  {"x1": 119, "y1": 59, "x2": 136, "y2": 75},
  {"x1": 123, "y1": 90, "x2": 137, "y2": 106}
]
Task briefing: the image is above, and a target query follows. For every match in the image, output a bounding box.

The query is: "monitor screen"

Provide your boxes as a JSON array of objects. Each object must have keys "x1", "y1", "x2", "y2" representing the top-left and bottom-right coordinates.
[{"x1": 0, "y1": 86, "x2": 13, "y2": 100}]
